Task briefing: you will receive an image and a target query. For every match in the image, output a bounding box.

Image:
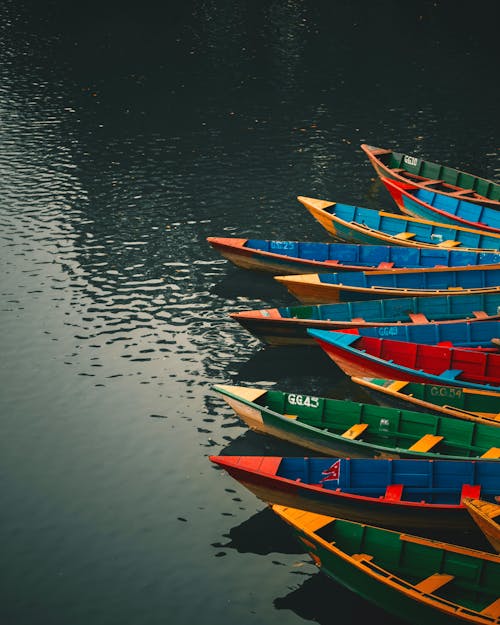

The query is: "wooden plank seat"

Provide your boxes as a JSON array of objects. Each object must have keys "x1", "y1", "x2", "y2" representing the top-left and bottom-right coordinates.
[
  {"x1": 481, "y1": 598, "x2": 500, "y2": 619},
  {"x1": 481, "y1": 447, "x2": 500, "y2": 459},
  {"x1": 341, "y1": 423, "x2": 369, "y2": 440},
  {"x1": 384, "y1": 484, "x2": 404, "y2": 501},
  {"x1": 419, "y1": 179, "x2": 444, "y2": 187},
  {"x1": 415, "y1": 573, "x2": 455, "y2": 594},
  {"x1": 387, "y1": 380, "x2": 409, "y2": 392},
  {"x1": 351, "y1": 553, "x2": 374, "y2": 562},
  {"x1": 450, "y1": 189, "x2": 477, "y2": 197},
  {"x1": 394, "y1": 232, "x2": 416, "y2": 240},
  {"x1": 408, "y1": 434, "x2": 443, "y2": 453},
  {"x1": 377, "y1": 262, "x2": 395, "y2": 269},
  {"x1": 350, "y1": 317, "x2": 366, "y2": 323},
  {"x1": 460, "y1": 484, "x2": 481, "y2": 500},
  {"x1": 437, "y1": 240, "x2": 462, "y2": 248},
  {"x1": 472, "y1": 310, "x2": 489, "y2": 319},
  {"x1": 408, "y1": 313, "x2": 429, "y2": 323}
]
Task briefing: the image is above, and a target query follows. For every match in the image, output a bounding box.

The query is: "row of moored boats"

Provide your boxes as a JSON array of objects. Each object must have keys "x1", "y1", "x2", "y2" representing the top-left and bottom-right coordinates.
[{"x1": 206, "y1": 144, "x2": 500, "y2": 625}]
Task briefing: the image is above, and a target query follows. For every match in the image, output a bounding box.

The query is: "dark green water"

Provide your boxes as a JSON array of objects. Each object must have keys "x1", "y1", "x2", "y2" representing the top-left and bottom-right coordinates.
[{"x1": 1, "y1": 2, "x2": 498, "y2": 624}]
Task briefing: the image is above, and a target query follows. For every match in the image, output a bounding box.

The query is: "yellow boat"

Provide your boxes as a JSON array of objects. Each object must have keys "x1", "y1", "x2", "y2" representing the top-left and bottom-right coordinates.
[{"x1": 463, "y1": 498, "x2": 500, "y2": 554}]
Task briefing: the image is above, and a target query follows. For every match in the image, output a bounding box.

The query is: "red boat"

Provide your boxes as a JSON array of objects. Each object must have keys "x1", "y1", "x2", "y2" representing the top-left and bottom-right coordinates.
[{"x1": 308, "y1": 329, "x2": 500, "y2": 398}]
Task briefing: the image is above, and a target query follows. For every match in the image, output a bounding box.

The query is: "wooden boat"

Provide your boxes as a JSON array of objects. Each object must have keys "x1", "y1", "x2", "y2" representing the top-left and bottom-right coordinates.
[
  {"x1": 213, "y1": 384, "x2": 500, "y2": 460},
  {"x1": 352, "y1": 319, "x2": 500, "y2": 350},
  {"x1": 361, "y1": 143, "x2": 500, "y2": 209},
  {"x1": 230, "y1": 293, "x2": 500, "y2": 347},
  {"x1": 275, "y1": 267, "x2": 500, "y2": 305},
  {"x1": 382, "y1": 178, "x2": 500, "y2": 234},
  {"x1": 463, "y1": 498, "x2": 500, "y2": 554},
  {"x1": 272, "y1": 504, "x2": 500, "y2": 625},
  {"x1": 308, "y1": 329, "x2": 500, "y2": 396},
  {"x1": 210, "y1": 455, "x2": 500, "y2": 533},
  {"x1": 298, "y1": 195, "x2": 500, "y2": 251},
  {"x1": 351, "y1": 378, "x2": 500, "y2": 428},
  {"x1": 207, "y1": 236, "x2": 500, "y2": 275}
]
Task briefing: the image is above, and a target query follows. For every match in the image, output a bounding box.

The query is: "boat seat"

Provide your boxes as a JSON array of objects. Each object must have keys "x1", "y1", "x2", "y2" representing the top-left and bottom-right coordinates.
[
  {"x1": 419, "y1": 179, "x2": 444, "y2": 187},
  {"x1": 388, "y1": 381, "x2": 409, "y2": 392},
  {"x1": 481, "y1": 598, "x2": 500, "y2": 619},
  {"x1": 472, "y1": 310, "x2": 489, "y2": 319},
  {"x1": 351, "y1": 553, "x2": 374, "y2": 562},
  {"x1": 451, "y1": 189, "x2": 476, "y2": 197},
  {"x1": 408, "y1": 434, "x2": 443, "y2": 453},
  {"x1": 341, "y1": 423, "x2": 369, "y2": 440},
  {"x1": 350, "y1": 317, "x2": 366, "y2": 323},
  {"x1": 394, "y1": 232, "x2": 416, "y2": 240},
  {"x1": 283, "y1": 414, "x2": 297, "y2": 420},
  {"x1": 437, "y1": 240, "x2": 462, "y2": 248},
  {"x1": 377, "y1": 262, "x2": 394, "y2": 269},
  {"x1": 384, "y1": 484, "x2": 404, "y2": 501},
  {"x1": 446, "y1": 286, "x2": 464, "y2": 290},
  {"x1": 481, "y1": 447, "x2": 500, "y2": 459},
  {"x1": 439, "y1": 369, "x2": 463, "y2": 380},
  {"x1": 460, "y1": 484, "x2": 481, "y2": 500},
  {"x1": 325, "y1": 259, "x2": 340, "y2": 264},
  {"x1": 415, "y1": 573, "x2": 454, "y2": 594},
  {"x1": 408, "y1": 313, "x2": 428, "y2": 323}
]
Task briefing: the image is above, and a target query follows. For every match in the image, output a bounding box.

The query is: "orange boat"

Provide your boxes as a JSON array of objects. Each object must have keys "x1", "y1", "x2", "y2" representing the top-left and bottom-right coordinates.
[{"x1": 463, "y1": 498, "x2": 500, "y2": 554}]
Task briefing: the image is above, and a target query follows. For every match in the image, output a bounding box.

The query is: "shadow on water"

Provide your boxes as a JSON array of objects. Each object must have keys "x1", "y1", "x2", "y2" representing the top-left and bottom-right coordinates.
[
  {"x1": 212, "y1": 507, "x2": 303, "y2": 556},
  {"x1": 212, "y1": 427, "x2": 316, "y2": 457},
  {"x1": 274, "y1": 573, "x2": 404, "y2": 625}
]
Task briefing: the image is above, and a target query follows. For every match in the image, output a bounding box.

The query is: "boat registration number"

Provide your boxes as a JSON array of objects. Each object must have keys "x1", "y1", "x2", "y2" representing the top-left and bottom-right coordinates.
[
  {"x1": 430, "y1": 386, "x2": 462, "y2": 398},
  {"x1": 287, "y1": 394, "x2": 320, "y2": 408},
  {"x1": 403, "y1": 155, "x2": 419, "y2": 167}
]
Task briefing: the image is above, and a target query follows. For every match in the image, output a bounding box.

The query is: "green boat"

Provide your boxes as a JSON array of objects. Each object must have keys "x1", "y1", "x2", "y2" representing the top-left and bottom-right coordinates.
[
  {"x1": 352, "y1": 377, "x2": 500, "y2": 427},
  {"x1": 214, "y1": 384, "x2": 500, "y2": 460},
  {"x1": 273, "y1": 505, "x2": 500, "y2": 625},
  {"x1": 361, "y1": 144, "x2": 500, "y2": 209}
]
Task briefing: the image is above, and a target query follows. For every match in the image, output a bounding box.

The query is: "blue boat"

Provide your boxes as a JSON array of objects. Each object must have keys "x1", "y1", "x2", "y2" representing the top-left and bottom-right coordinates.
[
  {"x1": 299, "y1": 195, "x2": 500, "y2": 251},
  {"x1": 210, "y1": 455, "x2": 500, "y2": 533},
  {"x1": 353, "y1": 319, "x2": 500, "y2": 349},
  {"x1": 231, "y1": 292, "x2": 500, "y2": 346},
  {"x1": 207, "y1": 236, "x2": 500, "y2": 275}
]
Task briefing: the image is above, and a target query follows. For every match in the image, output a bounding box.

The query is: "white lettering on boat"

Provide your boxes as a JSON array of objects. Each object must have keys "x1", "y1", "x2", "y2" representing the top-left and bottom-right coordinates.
[{"x1": 287, "y1": 394, "x2": 320, "y2": 408}]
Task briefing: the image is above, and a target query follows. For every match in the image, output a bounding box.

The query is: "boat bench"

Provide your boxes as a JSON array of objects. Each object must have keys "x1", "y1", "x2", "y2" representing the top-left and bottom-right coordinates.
[
  {"x1": 341, "y1": 423, "x2": 369, "y2": 439},
  {"x1": 415, "y1": 573, "x2": 454, "y2": 594}
]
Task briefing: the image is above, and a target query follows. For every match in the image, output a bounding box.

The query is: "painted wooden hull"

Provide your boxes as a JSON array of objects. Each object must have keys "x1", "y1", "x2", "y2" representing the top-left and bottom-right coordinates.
[
  {"x1": 361, "y1": 143, "x2": 500, "y2": 209},
  {"x1": 463, "y1": 498, "x2": 500, "y2": 554},
  {"x1": 275, "y1": 267, "x2": 500, "y2": 305},
  {"x1": 298, "y1": 195, "x2": 500, "y2": 251},
  {"x1": 210, "y1": 455, "x2": 500, "y2": 533},
  {"x1": 382, "y1": 178, "x2": 500, "y2": 234},
  {"x1": 214, "y1": 384, "x2": 500, "y2": 460},
  {"x1": 351, "y1": 378, "x2": 500, "y2": 428},
  {"x1": 207, "y1": 236, "x2": 500, "y2": 274},
  {"x1": 230, "y1": 293, "x2": 500, "y2": 347},
  {"x1": 273, "y1": 505, "x2": 500, "y2": 625},
  {"x1": 308, "y1": 329, "x2": 500, "y2": 395}
]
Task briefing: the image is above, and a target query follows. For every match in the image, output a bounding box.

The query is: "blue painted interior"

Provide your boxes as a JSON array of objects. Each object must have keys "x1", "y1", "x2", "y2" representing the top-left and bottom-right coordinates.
[{"x1": 276, "y1": 457, "x2": 500, "y2": 504}]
